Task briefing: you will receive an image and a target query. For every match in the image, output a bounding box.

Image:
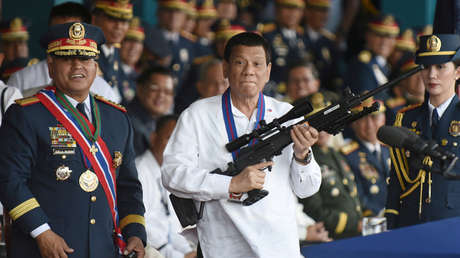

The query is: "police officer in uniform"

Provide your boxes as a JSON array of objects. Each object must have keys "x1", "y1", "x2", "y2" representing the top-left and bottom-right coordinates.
[
  {"x1": 345, "y1": 15, "x2": 399, "y2": 101},
  {"x1": 0, "y1": 22, "x2": 146, "y2": 258},
  {"x1": 303, "y1": 0, "x2": 343, "y2": 93},
  {"x1": 92, "y1": 0, "x2": 133, "y2": 104},
  {"x1": 300, "y1": 92, "x2": 362, "y2": 239},
  {"x1": 385, "y1": 34, "x2": 460, "y2": 229},
  {"x1": 157, "y1": 0, "x2": 197, "y2": 93},
  {"x1": 120, "y1": 17, "x2": 145, "y2": 105},
  {"x1": 342, "y1": 97, "x2": 391, "y2": 217},
  {"x1": 260, "y1": 0, "x2": 310, "y2": 97}
]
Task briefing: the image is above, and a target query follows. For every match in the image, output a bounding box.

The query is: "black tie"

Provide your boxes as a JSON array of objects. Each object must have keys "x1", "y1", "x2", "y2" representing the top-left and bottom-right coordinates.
[
  {"x1": 432, "y1": 108, "x2": 439, "y2": 136},
  {"x1": 76, "y1": 103, "x2": 88, "y2": 120}
]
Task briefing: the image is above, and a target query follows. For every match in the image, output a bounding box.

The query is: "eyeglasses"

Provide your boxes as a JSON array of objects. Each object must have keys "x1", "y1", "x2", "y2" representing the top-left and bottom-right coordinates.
[{"x1": 147, "y1": 84, "x2": 174, "y2": 96}]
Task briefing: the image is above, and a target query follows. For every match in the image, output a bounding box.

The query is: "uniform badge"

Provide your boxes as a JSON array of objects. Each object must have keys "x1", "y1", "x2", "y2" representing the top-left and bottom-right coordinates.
[
  {"x1": 331, "y1": 187, "x2": 340, "y2": 197},
  {"x1": 370, "y1": 184, "x2": 379, "y2": 194},
  {"x1": 359, "y1": 161, "x2": 379, "y2": 181},
  {"x1": 340, "y1": 159, "x2": 351, "y2": 172},
  {"x1": 56, "y1": 165, "x2": 72, "y2": 181},
  {"x1": 411, "y1": 121, "x2": 417, "y2": 128},
  {"x1": 449, "y1": 121, "x2": 460, "y2": 137},
  {"x1": 172, "y1": 63, "x2": 180, "y2": 71},
  {"x1": 79, "y1": 170, "x2": 99, "y2": 192},
  {"x1": 342, "y1": 178, "x2": 349, "y2": 185},
  {"x1": 50, "y1": 125, "x2": 76, "y2": 155},
  {"x1": 113, "y1": 151, "x2": 123, "y2": 169},
  {"x1": 441, "y1": 139, "x2": 448, "y2": 146},
  {"x1": 321, "y1": 47, "x2": 331, "y2": 61},
  {"x1": 179, "y1": 48, "x2": 189, "y2": 62}
]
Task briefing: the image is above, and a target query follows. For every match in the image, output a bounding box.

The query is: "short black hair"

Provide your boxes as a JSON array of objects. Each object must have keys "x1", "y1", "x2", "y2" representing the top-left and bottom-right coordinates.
[
  {"x1": 49, "y1": 2, "x2": 91, "y2": 25},
  {"x1": 136, "y1": 65, "x2": 174, "y2": 86},
  {"x1": 156, "y1": 114, "x2": 179, "y2": 133},
  {"x1": 224, "y1": 32, "x2": 271, "y2": 65},
  {"x1": 287, "y1": 59, "x2": 319, "y2": 81}
]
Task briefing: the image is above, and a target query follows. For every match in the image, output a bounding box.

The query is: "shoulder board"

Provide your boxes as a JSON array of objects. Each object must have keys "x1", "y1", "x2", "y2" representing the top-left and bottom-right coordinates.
[
  {"x1": 193, "y1": 54, "x2": 213, "y2": 65},
  {"x1": 94, "y1": 95, "x2": 126, "y2": 112},
  {"x1": 296, "y1": 26, "x2": 304, "y2": 34},
  {"x1": 260, "y1": 23, "x2": 276, "y2": 34},
  {"x1": 27, "y1": 58, "x2": 40, "y2": 66},
  {"x1": 180, "y1": 31, "x2": 197, "y2": 42},
  {"x1": 340, "y1": 141, "x2": 359, "y2": 155},
  {"x1": 320, "y1": 29, "x2": 336, "y2": 41},
  {"x1": 15, "y1": 96, "x2": 40, "y2": 106},
  {"x1": 358, "y1": 50, "x2": 372, "y2": 64},
  {"x1": 385, "y1": 97, "x2": 406, "y2": 109},
  {"x1": 397, "y1": 103, "x2": 422, "y2": 114}
]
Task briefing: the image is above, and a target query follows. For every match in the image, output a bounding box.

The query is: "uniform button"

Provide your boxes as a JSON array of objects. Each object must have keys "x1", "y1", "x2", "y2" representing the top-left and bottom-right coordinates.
[
  {"x1": 91, "y1": 196, "x2": 96, "y2": 202},
  {"x1": 90, "y1": 219, "x2": 96, "y2": 224}
]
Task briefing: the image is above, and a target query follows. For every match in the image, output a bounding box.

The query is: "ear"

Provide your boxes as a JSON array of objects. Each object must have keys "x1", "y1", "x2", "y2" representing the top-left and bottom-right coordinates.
[
  {"x1": 265, "y1": 62, "x2": 272, "y2": 83},
  {"x1": 47, "y1": 56, "x2": 54, "y2": 79},
  {"x1": 455, "y1": 65, "x2": 460, "y2": 80}
]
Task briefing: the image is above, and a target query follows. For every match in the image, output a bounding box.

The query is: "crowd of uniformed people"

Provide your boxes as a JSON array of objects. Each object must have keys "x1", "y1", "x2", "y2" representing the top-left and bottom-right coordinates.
[{"x1": 0, "y1": 0, "x2": 459, "y2": 257}]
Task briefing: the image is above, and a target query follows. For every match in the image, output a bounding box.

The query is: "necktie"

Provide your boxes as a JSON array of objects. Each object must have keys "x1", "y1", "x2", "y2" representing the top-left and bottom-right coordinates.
[
  {"x1": 77, "y1": 103, "x2": 88, "y2": 120},
  {"x1": 432, "y1": 108, "x2": 439, "y2": 136}
]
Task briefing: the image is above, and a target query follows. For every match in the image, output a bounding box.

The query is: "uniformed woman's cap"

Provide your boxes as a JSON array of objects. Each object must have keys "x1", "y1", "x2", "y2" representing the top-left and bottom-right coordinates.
[
  {"x1": 367, "y1": 14, "x2": 400, "y2": 37},
  {"x1": 275, "y1": 0, "x2": 305, "y2": 8},
  {"x1": 0, "y1": 17, "x2": 29, "y2": 42},
  {"x1": 158, "y1": 0, "x2": 190, "y2": 11},
  {"x1": 395, "y1": 29, "x2": 416, "y2": 52},
  {"x1": 124, "y1": 17, "x2": 145, "y2": 42},
  {"x1": 94, "y1": 0, "x2": 133, "y2": 20},
  {"x1": 215, "y1": 19, "x2": 246, "y2": 41},
  {"x1": 40, "y1": 22, "x2": 105, "y2": 58},
  {"x1": 416, "y1": 34, "x2": 460, "y2": 65},
  {"x1": 197, "y1": 0, "x2": 218, "y2": 19},
  {"x1": 305, "y1": 0, "x2": 330, "y2": 10}
]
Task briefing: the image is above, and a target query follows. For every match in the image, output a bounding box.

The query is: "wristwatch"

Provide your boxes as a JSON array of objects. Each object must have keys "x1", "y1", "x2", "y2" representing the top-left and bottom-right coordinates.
[{"x1": 293, "y1": 149, "x2": 312, "y2": 165}]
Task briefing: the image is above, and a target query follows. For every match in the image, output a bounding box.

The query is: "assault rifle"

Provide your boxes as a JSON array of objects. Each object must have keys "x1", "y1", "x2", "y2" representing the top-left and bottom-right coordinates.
[{"x1": 170, "y1": 65, "x2": 424, "y2": 227}]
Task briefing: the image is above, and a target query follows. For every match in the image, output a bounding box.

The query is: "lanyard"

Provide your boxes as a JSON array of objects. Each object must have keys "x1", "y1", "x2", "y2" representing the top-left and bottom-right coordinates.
[{"x1": 221, "y1": 88, "x2": 265, "y2": 161}]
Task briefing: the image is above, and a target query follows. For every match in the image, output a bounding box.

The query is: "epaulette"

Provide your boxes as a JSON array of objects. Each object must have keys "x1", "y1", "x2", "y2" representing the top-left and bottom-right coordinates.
[
  {"x1": 320, "y1": 28, "x2": 336, "y2": 41},
  {"x1": 358, "y1": 50, "x2": 372, "y2": 64},
  {"x1": 296, "y1": 26, "x2": 304, "y2": 34},
  {"x1": 397, "y1": 103, "x2": 422, "y2": 114},
  {"x1": 94, "y1": 95, "x2": 126, "y2": 112},
  {"x1": 192, "y1": 54, "x2": 213, "y2": 65},
  {"x1": 260, "y1": 23, "x2": 276, "y2": 34},
  {"x1": 15, "y1": 96, "x2": 40, "y2": 106},
  {"x1": 180, "y1": 31, "x2": 197, "y2": 42},
  {"x1": 340, "y1": 141, "x2": 359, "y2": 155},
  {"x1": 385, "y1": 97, "x2": 406, "y2": 109},
  {"x1": 27, "y1": 58, "x2": 39, "y2": 66}
]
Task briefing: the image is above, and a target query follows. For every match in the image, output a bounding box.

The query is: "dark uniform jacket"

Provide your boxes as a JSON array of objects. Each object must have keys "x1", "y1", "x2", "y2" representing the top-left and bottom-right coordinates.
[
  {"x1": 261, "y1": 23, "x2": 311, "y2": 96},
  {"x1": 342, "y1": 139, "x2": 391, "y2": 217},
  {"x1": 0, "y1": 94, "x2": 146, "y2": 258},
  {"x1": 301, "y1": 145, "x2": 362, "y2": 239},
  {"x1": 345, "y1": 49, "x2": 391, "y2": 100},
  {"x1": 386, "y1": 96, "x2": 460, "y2": 229},
  {"x1": 303, "y1": 28, "x2": 343, "y2": 93},
  {"x1": 126, "y1": 97, "x2": 156, "y2": 157}
]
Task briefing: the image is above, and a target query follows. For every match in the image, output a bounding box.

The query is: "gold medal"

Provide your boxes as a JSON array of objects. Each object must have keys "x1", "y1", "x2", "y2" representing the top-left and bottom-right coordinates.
[
  {"x1": 56, "y1": 165, "x2": 72, "y2": 181},
  {"x1": 79, "y1": 170, "x2": 99, "y2": 192},
  {"x1": 331, "y1": 187, "x2": 340, "y2": 197},
  {"x1": 370, "y1": 184, "x2": 379, "y2": 194}
]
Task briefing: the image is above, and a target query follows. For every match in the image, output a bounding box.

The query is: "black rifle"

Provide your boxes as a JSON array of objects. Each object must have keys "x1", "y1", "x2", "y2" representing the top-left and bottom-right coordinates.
[{"x1": 170, "y1": 65, "x2": 424, "y2": 227}]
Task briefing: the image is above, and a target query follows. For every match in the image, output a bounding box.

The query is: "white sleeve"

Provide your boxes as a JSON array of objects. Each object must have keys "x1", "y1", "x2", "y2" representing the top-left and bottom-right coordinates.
[
  {"x1": 161, "y1": 107, "x2": 232, "y2": 201},
  {"x1": 6, "y1": 72, "x2": 21, "y2": 88},
  {"x1": 289, "y1": 147, "x2": 321, "y2": 198}
]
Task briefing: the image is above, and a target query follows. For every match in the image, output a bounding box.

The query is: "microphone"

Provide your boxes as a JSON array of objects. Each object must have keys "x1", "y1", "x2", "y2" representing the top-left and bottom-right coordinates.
[{"x1": 377, "y1": 125, "x2": 454, "y2": 161}]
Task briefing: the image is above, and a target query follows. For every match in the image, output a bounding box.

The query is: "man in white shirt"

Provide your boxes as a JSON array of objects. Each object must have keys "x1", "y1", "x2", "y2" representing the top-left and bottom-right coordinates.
[
  {"x1": 136, "y1": 115, "x2": 196, "y2": 258},
  {"x1": 162, "y1": 32, "x2": 321, "y2": 258}
]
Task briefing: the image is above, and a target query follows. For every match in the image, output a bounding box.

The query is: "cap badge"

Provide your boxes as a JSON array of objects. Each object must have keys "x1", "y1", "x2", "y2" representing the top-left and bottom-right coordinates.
[
  {"x1": 427, "y1": 35, "x2": 441, "y2": 52},
  {"x1": 383, "y1": 15, "x2": 394, "y2": 25},
  {"x1": 69, "y1": 23, "x2": 85, "y2": 40},
  {"x1": 10, "y1": 18, "x2": 23, "y2": 31}
]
